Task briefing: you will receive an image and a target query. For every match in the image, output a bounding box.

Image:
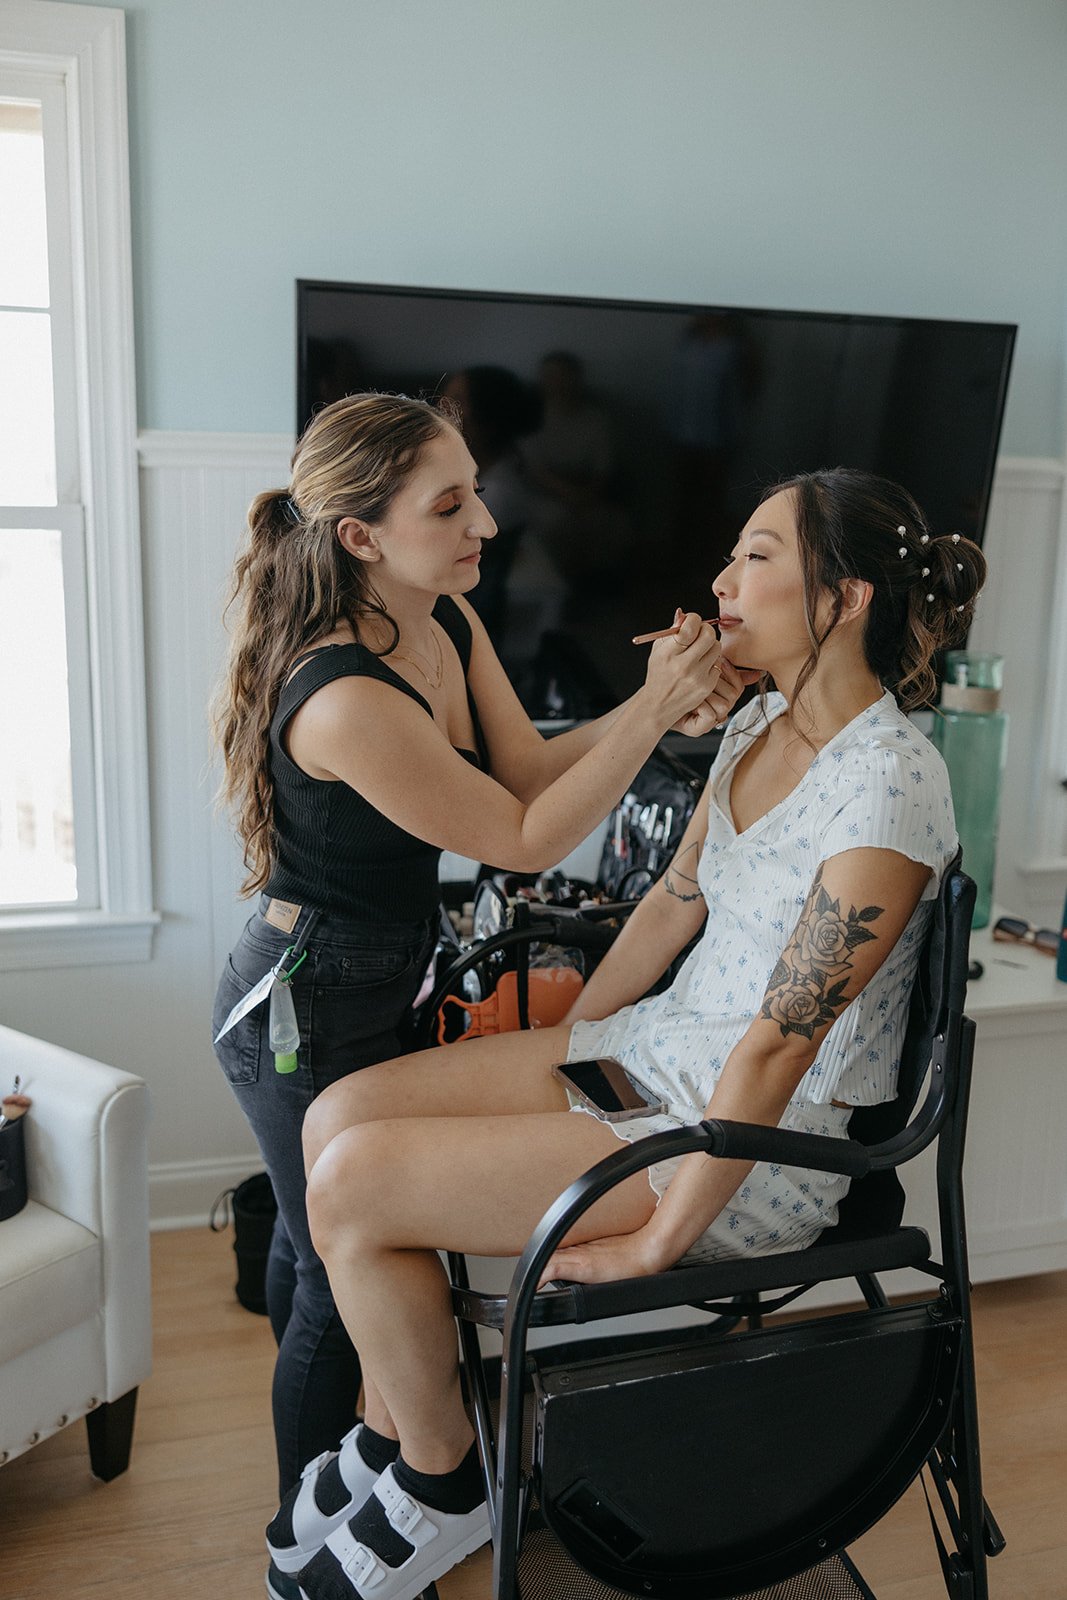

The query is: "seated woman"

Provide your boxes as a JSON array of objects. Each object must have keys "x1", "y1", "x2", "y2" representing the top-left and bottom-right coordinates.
[{"x1": 282, "y1": 467, "x2": 985, "y2": 1600}]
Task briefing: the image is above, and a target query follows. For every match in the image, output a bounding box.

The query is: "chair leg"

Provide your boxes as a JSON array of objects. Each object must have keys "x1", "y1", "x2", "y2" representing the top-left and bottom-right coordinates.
[{"x1": 85, "y1": 1388, "x2": 139, "y2": 1481}]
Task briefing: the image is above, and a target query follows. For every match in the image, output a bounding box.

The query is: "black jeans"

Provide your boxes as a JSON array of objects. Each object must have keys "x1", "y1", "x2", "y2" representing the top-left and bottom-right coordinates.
[{"x1": 212, "y1": 898, "x2": 436, "y2": 1497}]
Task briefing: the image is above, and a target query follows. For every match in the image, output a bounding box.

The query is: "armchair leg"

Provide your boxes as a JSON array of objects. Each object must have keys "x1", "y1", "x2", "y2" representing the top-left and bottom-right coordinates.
[{"x1": 86, "y1": 1388, "x2": 139, "y2": 1481}]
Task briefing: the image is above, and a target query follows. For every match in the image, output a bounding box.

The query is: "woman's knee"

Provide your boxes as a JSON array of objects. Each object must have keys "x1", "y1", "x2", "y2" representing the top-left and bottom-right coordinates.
[
  {"x1": 305, "y1": 1123, "x2": 392, "y2": 1254},
  {"x1": 302, "y1": 1065, "x2": 383, "y2": 1174}
]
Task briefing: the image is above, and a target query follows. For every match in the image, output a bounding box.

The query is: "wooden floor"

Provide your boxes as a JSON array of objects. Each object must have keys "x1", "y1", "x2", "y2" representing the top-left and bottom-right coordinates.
[{"x1": 2, "y1": 1229, "x2": 1065, "y2": 1599}]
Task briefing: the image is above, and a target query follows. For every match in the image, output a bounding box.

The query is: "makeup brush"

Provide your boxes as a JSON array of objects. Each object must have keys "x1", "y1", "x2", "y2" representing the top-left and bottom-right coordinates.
[
  {"x1": 0, "y1": 1086, "x2": 30, "y2": 1132},
  {"x1": 632, "y1": 617, "x2": 723, "y2": 645}
]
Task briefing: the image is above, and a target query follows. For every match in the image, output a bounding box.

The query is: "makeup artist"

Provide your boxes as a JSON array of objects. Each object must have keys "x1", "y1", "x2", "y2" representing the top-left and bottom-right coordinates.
[{"x1": 210, "y1": 391, "x2": 747, "y2": 1596}]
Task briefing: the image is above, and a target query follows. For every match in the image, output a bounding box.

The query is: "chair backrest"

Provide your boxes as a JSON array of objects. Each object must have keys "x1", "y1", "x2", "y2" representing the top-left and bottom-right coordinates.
[{"x1": 826, "y1": 849, "x2": 973, "y2": 1241}]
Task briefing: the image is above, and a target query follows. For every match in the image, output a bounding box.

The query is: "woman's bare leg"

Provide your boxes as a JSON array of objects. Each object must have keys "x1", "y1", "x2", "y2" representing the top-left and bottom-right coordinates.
[
  {"x1": 302, "y1": 1023, "x2": 575, "y2": 1173},
  {"x1": 303, "y1": 1026, "x2": 579, "y2": 1449},
  {"x1": 306, "y1": 1105, "x2": 656, "y2": 1474}
]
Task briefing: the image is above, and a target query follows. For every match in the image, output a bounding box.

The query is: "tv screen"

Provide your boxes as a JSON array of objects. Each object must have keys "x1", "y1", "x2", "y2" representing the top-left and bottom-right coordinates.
[{"x1": 297, "y1": 281, "x2": 1015, "y2": 720}]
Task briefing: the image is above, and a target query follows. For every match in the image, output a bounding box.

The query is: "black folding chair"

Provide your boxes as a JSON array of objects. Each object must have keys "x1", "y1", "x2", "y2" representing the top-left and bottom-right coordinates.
[{"x1": 443, "y1": 855, "x2": 1006, "y2": 1599}]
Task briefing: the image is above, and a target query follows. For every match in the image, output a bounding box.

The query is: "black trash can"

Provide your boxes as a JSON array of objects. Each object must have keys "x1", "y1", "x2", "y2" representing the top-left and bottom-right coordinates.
[{"x1": 210, "y1": 1171, "x2": 277, "y2": 1314}]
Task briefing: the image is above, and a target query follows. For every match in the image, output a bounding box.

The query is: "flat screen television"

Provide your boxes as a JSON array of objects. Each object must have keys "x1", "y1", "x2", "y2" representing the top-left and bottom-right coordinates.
[{"x1": 296, "y1": 281, "x2": 1015, "y2": 719}]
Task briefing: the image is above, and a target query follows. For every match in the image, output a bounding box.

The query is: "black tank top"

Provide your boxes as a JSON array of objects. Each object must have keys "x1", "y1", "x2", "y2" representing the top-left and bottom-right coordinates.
[{"x1": 263, "y1": 597, "x2": 487, "y2": 920}]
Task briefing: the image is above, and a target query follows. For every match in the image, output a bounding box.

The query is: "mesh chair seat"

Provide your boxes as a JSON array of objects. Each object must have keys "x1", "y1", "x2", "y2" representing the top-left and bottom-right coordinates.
[{"x1": 515, "y1": 1527, "x2": 874, "y2": 1600}]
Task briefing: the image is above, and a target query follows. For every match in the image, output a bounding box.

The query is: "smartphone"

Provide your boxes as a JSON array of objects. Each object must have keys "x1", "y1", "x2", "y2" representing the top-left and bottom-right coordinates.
[{"x1": 552, "y1": 1057, "x2": 666, "y2": 1122}]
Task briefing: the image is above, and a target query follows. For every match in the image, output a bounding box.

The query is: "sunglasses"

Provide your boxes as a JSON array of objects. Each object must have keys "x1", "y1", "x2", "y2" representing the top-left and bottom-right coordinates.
[{"x1": 992, "y1": 916, "x2": 1060, "y2": 956}]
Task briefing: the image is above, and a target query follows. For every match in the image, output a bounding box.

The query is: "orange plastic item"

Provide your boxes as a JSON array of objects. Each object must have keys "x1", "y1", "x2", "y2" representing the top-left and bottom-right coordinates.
[{"x1": 437, "y1": 966, "x2": 584, "y2": 1043}]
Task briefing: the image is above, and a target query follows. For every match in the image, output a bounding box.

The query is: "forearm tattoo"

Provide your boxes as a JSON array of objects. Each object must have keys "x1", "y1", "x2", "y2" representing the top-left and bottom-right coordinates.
[
  {"x1": 761, "y1": 865, "x2": 884, "y2": 1039},
  {"x1": 664, "y1": 842, "x2": 702, "y2": 902}
]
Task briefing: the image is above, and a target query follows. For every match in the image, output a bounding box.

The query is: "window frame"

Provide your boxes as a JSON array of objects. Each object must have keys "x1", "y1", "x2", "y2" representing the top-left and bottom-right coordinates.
[{"x1": 0, "y1": 2, "x2": 156, "y2": 969}]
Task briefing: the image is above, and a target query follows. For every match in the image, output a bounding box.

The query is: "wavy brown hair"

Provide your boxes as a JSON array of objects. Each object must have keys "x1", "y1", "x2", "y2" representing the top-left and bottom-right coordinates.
[
  {"x1": 753, "y1": 468, "x2": 987, "y2": 733},
  {"x1": 214, "y1": 392, "x2": 454, "y2": 894}
]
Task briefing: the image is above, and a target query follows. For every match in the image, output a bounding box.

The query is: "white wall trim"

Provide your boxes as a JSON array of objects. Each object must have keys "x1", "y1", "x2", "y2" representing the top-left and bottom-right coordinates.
[
  {"x1": 149, "y1": 1155, "x2": 265, "y2": 1232},
  {"x1": 0, "y1": 909, "x2": 160, "y2": 971},
  {"x1": 993, "y1": 455, "x2": 1065, "y2": 491},
  {"x1": 1017, "y1": 856, "x2": 1067, "y2": 884},
  {"x1": 137, "y1": 429, "x2": 294, "y2": 471}
]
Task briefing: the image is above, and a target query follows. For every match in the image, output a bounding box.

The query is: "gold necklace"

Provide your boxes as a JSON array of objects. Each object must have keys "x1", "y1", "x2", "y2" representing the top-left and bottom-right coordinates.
[{"x1": 391, "y1": 623, "x2": 445, "y2": 690}]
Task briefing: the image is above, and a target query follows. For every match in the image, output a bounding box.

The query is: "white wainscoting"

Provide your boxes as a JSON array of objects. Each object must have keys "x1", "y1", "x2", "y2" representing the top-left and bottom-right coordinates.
[
  {"x1": 137, "y1": 433, "x2": 1066, "y2": 1267},
  {"x1": 138, "y1": 430, "x2": 292, "y2": 1227}
]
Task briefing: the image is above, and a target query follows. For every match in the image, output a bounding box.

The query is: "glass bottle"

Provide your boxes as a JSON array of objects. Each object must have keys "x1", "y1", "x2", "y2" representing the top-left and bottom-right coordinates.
[{"x1": 930, "y1": 653, "x2": 1009, "y2": 930}]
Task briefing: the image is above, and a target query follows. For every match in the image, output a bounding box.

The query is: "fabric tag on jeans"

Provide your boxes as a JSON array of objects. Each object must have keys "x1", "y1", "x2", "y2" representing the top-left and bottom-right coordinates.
[{"x1": 264, "y1": 898, "x2": 302, "y2": 933}]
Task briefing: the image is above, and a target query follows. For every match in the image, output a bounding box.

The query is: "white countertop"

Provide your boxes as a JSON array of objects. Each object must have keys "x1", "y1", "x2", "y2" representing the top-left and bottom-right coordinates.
[{"x1": 965, "y1": 913, "x2": 1067, "y2": 1020}]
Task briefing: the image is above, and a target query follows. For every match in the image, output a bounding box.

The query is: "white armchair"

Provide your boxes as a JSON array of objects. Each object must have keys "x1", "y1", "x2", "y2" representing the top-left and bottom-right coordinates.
[{"x1": 0, "y1": 1024, "x2": 151, "y2": 1477}]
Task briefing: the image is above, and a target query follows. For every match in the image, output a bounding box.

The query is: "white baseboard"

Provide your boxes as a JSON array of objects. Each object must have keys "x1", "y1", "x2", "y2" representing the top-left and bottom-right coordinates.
[{"x1": 149, "y1": 1154, "x2": 266, "y2": 1232}]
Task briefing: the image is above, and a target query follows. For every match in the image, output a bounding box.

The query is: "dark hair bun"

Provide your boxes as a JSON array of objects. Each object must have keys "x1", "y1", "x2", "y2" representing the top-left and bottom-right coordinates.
[{"x1": 917, "y1": 531, "x2": 986, "y2": 646}]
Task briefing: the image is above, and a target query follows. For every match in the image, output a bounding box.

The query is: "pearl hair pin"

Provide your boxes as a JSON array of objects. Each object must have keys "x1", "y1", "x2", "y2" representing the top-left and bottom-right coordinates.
[
  {"x1": 952, "y1": 533, "x2": 961, "y2": 543},
  {"x1": 922, "y1": 567, "x2": 930, "y2": 577},
  {"x1": 898, "y1": 547, "x2": 908, "y2": 558}
]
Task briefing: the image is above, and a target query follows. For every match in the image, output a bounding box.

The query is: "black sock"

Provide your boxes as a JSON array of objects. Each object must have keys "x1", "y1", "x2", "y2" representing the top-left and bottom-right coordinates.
[
  {"x1": 356, "y1": 1422, "x2": 400, "y2": 1475},
  {"x1": 392, "y1": 1441, "x2": 484, "y2": 1515}
]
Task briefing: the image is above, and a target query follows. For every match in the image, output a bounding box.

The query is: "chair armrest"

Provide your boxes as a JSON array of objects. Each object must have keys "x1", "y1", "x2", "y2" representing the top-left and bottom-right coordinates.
[
  {"x1": 0, "y1": 1024, "x2": 147, "y2": 1233},
  {"x1": 498, "y1": 1122, "x2": 869, "y2": 1351},
  {"x1": 698, "y1": 1118, "x2": 871, "y2": 1178}
]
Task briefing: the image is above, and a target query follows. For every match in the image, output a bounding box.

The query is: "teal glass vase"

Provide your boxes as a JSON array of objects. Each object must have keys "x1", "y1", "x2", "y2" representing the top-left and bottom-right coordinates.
[{"x1": 930, "y1": 653, "x2": 1009, "y2": 930}]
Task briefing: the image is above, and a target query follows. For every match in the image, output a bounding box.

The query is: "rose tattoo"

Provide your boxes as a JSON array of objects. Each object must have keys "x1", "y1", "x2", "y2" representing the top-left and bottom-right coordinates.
[{"x1": 761, "y1": 866, "x2": 883, "y2": 1040}]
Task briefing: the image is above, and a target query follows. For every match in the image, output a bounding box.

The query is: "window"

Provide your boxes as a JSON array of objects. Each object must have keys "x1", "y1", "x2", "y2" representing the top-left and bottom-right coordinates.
[{"x1": 0, "y1": 4, "x2": 156, "y2": 968}]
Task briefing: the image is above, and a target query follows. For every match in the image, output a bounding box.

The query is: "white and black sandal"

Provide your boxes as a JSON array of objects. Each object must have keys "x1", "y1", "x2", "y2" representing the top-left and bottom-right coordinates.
[
  {"x1": 267, "y1": 1423, "x2": 382, "y2": 1575},
  {"x1": 297, "y1": 1464, "x2": 491, "y2": 1600}
]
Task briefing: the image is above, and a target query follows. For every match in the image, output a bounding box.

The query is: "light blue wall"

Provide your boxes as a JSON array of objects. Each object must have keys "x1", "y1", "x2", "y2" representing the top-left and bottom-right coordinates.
[{"x1": 112, "y1": 0, "x2": 1066, "y2": 451}]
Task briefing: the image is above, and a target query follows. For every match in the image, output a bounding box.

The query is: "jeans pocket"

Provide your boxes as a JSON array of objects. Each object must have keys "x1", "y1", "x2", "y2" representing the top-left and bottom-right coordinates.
[
  {"x1": 212, "y1": 956, "x2": 265, "y2": 1086},
  {"x1": 305, "y1": 936, "x2": 433, "y2": 1082}
]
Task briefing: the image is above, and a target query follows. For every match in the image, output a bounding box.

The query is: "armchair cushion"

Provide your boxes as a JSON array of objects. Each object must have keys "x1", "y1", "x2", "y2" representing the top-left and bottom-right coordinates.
[{"x1": 0, "y1": 1201, "x2": 99, "y2": 1366}]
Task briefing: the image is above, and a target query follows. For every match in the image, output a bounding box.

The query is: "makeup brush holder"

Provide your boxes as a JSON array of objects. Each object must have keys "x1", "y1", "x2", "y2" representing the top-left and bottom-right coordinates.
[{"x1": 0, "y1": 1116, "x2": 28, "y2": 1223}]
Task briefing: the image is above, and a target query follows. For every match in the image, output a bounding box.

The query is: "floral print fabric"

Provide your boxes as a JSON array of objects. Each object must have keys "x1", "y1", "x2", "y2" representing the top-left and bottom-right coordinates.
[{"x1": 566, "y1": 689, "x2": 957, "y2": 1262}]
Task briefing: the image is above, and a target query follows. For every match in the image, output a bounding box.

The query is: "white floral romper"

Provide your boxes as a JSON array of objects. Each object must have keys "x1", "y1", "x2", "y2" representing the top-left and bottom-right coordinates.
[{"x1": 566, "y1": 689, "x2": 957, "y2": 1264}]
